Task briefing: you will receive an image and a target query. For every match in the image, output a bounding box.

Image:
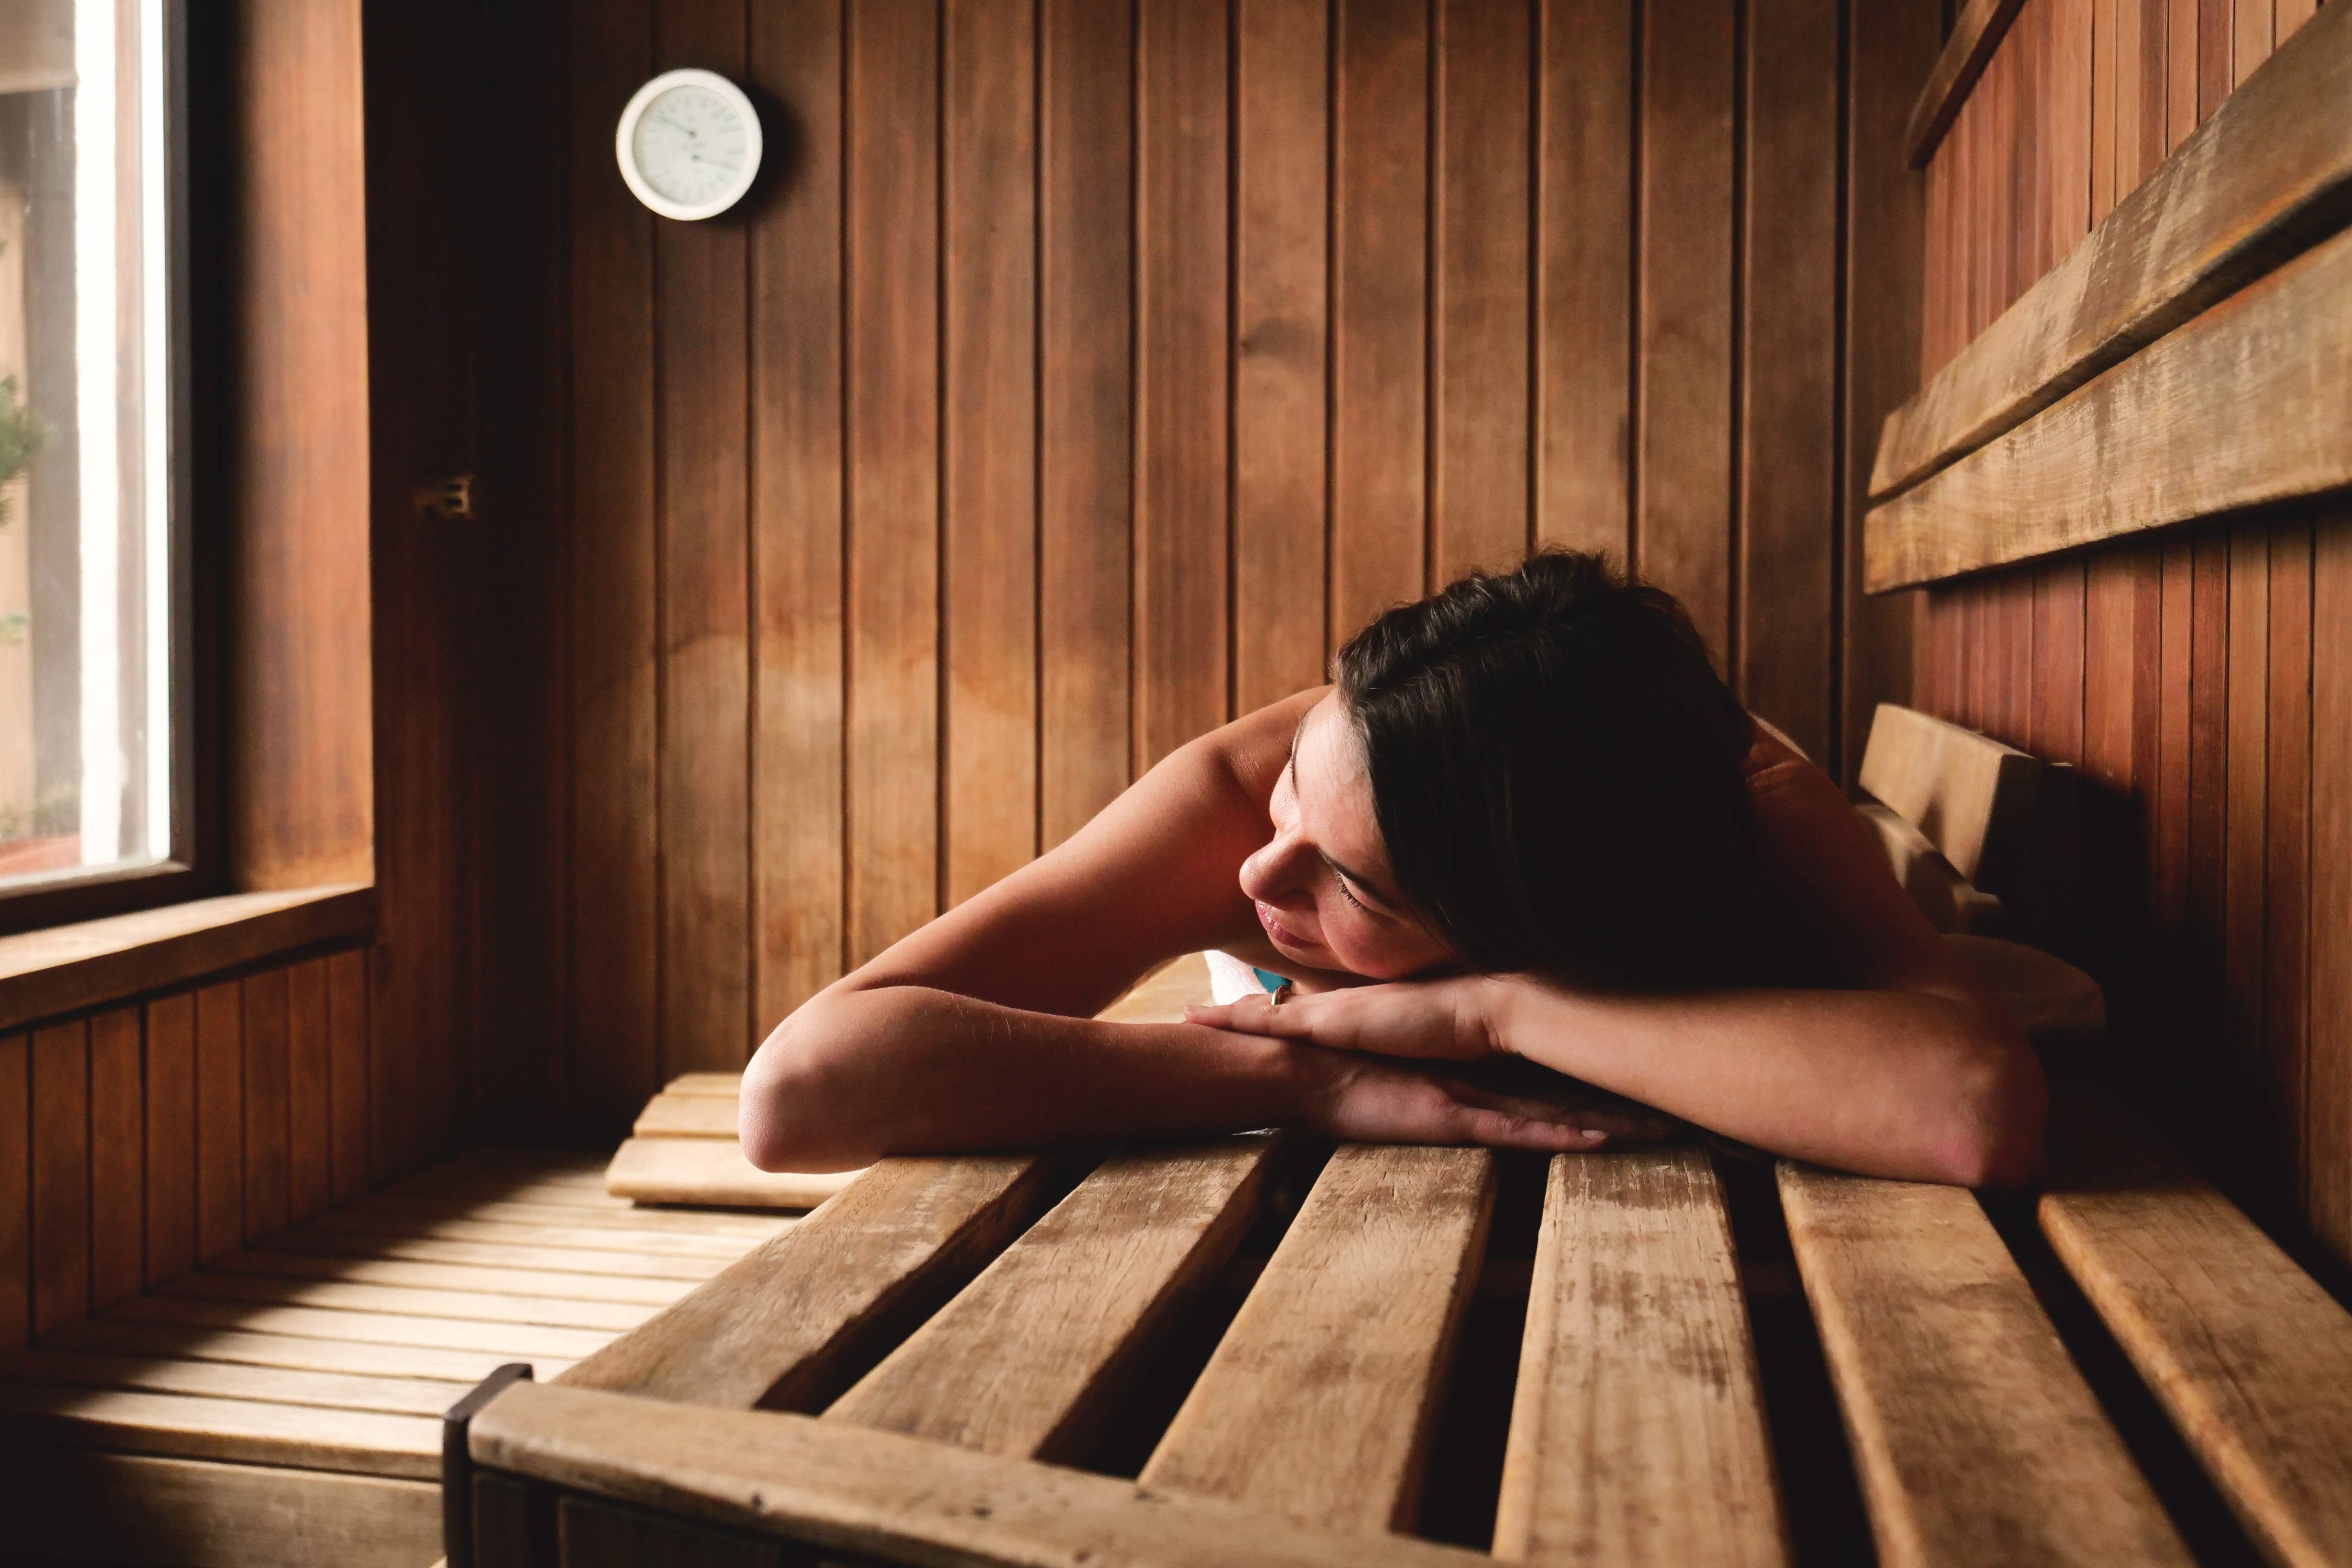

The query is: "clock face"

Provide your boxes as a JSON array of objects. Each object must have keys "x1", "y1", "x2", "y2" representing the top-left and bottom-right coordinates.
[{"x1": 616, "y1": 69, "x2": 764, "y2": 220}]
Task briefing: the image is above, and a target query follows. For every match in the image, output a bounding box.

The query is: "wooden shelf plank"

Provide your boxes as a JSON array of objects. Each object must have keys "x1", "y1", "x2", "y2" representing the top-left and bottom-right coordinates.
[
  {"x1": 208, "y1": 1249, "x2": 697, "y2": 1307},
  {"x1": 100, "y1": 1295, "x2": 616, "y2": 1361},
  {"x1": 45, "y1": 1317, "x2": 576, "y2": 1383},
  {"x1": 604, "y1": 1137, "x2": 863, "y2": 1210},
  {"x1": 257, "y1": 1226, "x2": 729, "y2": 1281},
  {"x1": 1779, "y1": 1163, "x2": 2194, "y2": 1568},
  {"x1": 0, "y1": 1345, "x2": 469, "y2": 1417},
  {"x1": 1494, "y1": 1149, "x2": 1787, "y2": 1568},
  {"x1": 825, "y1": 1136, "x2": 1276, "y2": 1460},
  {"x1": 0, "y1": 1379, "x2": 441, "y2": 1479},
  {"x1": 157, "y1": 1272, "x2": 661, "y2": 1333},
  {"x1": 1865, "y1": 225, "x2": 2352, "y2": 593},
  {"x1": 290, "y1": 1209, "x2": 777, "y2": 1259},
  {"x1": 1139, "y1": 1144, "x2": 1494, "y2": 1534},
  {"x1": 1875, "y1": 0, "x2": 2352, "y2": 497},
  {"x1": 470, "y1": 1381, "x2": 1490, "y2": 1568},
  {"x1": 2039, "y1": 1090, "x2": 2352, "y2": 1568}
]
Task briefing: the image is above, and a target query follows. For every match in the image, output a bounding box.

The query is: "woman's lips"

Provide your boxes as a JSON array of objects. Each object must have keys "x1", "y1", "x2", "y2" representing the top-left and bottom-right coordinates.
[{"x1": 1256, "y1": 900, "x2": 1322, "y2": 951}]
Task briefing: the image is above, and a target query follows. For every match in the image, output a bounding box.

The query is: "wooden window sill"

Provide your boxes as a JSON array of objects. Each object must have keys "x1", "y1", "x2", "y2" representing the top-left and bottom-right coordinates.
[{"x1": 0, "y1": 884, "x2": 374, "y2": 1034}]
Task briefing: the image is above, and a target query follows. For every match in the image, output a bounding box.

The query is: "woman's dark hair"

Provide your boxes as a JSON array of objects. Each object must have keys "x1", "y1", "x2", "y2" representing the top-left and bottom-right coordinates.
[{"x1": 1334, "y1": 549, "x2": 1781, "y2": 990}]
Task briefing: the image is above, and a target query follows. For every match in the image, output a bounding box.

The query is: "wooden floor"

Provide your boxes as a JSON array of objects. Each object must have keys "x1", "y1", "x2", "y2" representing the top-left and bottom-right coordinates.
[{"x1": 0, "y1": 1149, "x2": 795, "y2": 1568}]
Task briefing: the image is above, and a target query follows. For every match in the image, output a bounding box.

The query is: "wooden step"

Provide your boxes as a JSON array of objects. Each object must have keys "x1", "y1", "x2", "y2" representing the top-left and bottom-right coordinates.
[
  {"x1": 605, "y1": 1136, "x2": 864, "y2": 1209},
  {"x1": 2039, "y1": 1089, "x2": 2352, "y2": 1568}
]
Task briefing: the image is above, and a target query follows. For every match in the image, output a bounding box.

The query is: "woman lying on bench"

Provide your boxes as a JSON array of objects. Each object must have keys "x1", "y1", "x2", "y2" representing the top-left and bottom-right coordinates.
[{"x1": 742, "y1": 550, "x2": 2044, "y2": 1188}]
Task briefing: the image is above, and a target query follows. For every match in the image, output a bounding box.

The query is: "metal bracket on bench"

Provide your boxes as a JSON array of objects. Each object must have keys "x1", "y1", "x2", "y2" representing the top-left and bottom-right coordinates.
[{"x1": 443, "y1": 1362, "x2": 535, "y2": 1568}]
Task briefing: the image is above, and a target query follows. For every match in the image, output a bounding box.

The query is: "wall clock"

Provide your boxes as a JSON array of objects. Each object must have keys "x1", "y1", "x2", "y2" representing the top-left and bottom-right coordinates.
[{"x1": 615, "y1": 68, "x2": 763, "y2": 221}]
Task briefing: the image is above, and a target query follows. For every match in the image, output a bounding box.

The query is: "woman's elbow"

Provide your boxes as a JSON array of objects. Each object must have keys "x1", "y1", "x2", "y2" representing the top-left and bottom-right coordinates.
[
  {"x1": 1931, "y1": 1028, "x2": 2048, "y2": 1190},
  {"x1": 736, "y1": 1005, "x2": 877, "y2": 1174}
]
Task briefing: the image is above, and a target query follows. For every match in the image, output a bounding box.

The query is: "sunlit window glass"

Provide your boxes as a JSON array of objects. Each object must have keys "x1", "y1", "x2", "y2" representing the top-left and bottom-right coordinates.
[{"x1": 0, "y1": 0, "x2": 174, "y2": 888}]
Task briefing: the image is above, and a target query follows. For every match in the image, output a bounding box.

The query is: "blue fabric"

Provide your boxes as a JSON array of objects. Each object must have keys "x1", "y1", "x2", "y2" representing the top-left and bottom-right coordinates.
[{"x1": 1251, "y1": 965, "x2": 1292, "y2": 994}]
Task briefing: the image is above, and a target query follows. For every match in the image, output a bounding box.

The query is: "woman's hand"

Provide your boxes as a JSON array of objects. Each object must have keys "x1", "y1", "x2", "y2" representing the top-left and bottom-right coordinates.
[{"x1": 1185, "y1": 973, "x2": 1505, "y2": 1061}]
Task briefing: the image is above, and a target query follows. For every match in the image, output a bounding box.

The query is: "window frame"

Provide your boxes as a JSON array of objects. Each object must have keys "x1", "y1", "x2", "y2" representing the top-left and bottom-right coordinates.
[{"x1": 0, "y1": 0, "x2": 203, "y2": 938}]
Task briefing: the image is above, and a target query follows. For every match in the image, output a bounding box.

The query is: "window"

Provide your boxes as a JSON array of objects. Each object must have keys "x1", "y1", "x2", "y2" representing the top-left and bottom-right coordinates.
[{"x1": 0, "y1": 0, "x2": 186, "y2": 907}]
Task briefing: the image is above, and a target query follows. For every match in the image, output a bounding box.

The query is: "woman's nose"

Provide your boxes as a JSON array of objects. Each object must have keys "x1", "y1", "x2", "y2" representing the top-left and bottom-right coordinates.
[{"x1": 1240, "y1": 827, "x2": 1316, "y2": 905}]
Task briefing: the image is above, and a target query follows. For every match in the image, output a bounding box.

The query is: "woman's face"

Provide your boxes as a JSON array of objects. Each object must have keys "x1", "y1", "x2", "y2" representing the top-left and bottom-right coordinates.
[{"x1": 1237, "y1": 692, "x2": 1457, "y2": 980}]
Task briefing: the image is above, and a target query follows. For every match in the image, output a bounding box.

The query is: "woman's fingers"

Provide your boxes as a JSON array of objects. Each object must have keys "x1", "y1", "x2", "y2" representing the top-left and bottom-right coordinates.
[{"x1": 1186, "y1": 980, "x2": 1491, "y2": 1061}]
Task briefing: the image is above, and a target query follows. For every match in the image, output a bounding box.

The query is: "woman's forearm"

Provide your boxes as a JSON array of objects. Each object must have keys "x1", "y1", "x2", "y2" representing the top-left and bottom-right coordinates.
[
  {"x1": 1484, "y1": 980, "x2": 2046, "y2": 1186},
  {"x1": 739, "y1": 985, "x2": 1322, "y2": 1171}
]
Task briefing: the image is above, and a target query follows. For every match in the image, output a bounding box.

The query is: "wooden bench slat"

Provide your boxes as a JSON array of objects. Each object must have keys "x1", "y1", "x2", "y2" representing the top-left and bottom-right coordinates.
[
  {"x1": 103, "y1": 1295, "x2": 617, "y2": 1361},
  {"x1": 471, "y1": 1380, "x2": 1491, "y2": 1568},
  {"x1": 558, "y1": 1156, "x2": 1059, "y2": 1408},
  {"x1": 293, "y1": 1209, "x2": 778, "y2": 1259},
  {"x1": 2039, "y1": 1090, "x2": 2352, "y2": 1568},
  {"x1": 1778, "y1": 1163, "x2": 2195, "y2": 1568},
  {"x1": 210, "y1": 1249, "x2": 699, "y2": 1307},
  {"x1": 157, "y1": 1272, "x2": 662, "y2": 1333},
  {"x1": 44, "y1": 1317, "x2": 576, "y2": 1383},
  {"x1": 662, "y1": 1072, "x2": 750, "y2": 1097},
  {"x1": 350, "y1": 1191, "x2": 791, "y2": 1239},
  {"x1": 1857, "y1": 704, "x2": 2039, "y2": 890},
  {"x1": 632, "y1": 1092, "x2": 750, "y2": 1139},
  {"x1": 1138, "y1": 1144, "x2": 1494, "y2": 1534},
  {"x1": 389, "y1": 1168, "x2": 638, "y2": 1210},
  {"x1": 0, "y1": 1346, "x2": 469, "y2": 1417},
  {"x1": 0, "y1": 1379, "x2": 443, "y2": 1479},
  {"x1": 260, "y1": 1227, "x2": 730, "y2": 1281},
  {"x1": 1494, "y1": 1149, "x2": 1788, "y2": 1567},
  {"x1": 604, "y1": 1136, "x2": 865, "y2": 1209},
  {"x1": 825, "y1": 1136, "x2": 1278, "y2": 1460},
  {"x1": 559, "y1": 1494, "x2": 786, "y2": 1568}
]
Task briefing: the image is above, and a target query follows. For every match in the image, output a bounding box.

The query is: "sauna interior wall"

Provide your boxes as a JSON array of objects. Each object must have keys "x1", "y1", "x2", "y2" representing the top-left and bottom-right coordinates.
[
  {"x1": 486, "y1": 0, "x2": 1940, "y2": 1133},
  {"x1": 1906, "y1": 0, "x2": 2350, "y2": 1264}
]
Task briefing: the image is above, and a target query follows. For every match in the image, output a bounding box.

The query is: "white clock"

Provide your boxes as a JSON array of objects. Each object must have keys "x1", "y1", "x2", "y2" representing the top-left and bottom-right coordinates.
[{"x1": 615, "y1": 69, "x2": 763, "y2": 221}]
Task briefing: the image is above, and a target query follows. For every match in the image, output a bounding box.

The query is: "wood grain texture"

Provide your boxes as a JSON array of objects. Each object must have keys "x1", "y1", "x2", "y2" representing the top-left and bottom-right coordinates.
[
  {"x1": 1140, "y1": 1145, "x2": 1494, "y2": 1534},
  {"x1": 1431, "y1": 0, "x2": 1532, "y2": 585},
  {"x1": 1857, "y1": 704, "x2": 2041, "y2": 887},
  {"x1": 2225, "y1": 525, "x2": 2271, "y2": 1165},
  {"x1": 2266, "y1": 519, "x2": 2312, "y2": 1191},
  {"x1": 1907, "y1": 0, "x2": 2036, "y2": 167},
  {"x1": 143, "y1": 993, "x2": 196, "y2": 1286},
  {"x1": 287, "y1": 958, "x2": 331, "y2": 1221},
  {"x1": 49, "y1": 1316, "x2": 579, "y2": 1384},
  {"x1": 210, "y1": 1249, "x2": 693, "y2": 1308},
  {"x1": 194, "y1": 982, "x2": 242, "y2": 1264},
  {"x1": 847, "y1": 0, "x2": 944, "y2": 964},
  {"x1": 1134, "y1": 0, "x2": 1231, "y2": 768},
  {"x1": 0, "y1": 1345, "x2": 470, "y2": 1418},
  {"x1": 749, "y1": 0, "x2": 848, "y2": 1022},
  {"x1": 2039, "y1": 1089, "x2": 2352, "y2": 1568},
  {"x1": 29, "y1": 1020, "x2": 88, "y2": 1334},
  {"x1": 1867, "y1": 224, "x2": 2352, "y2": 593},
  {"x1": 1234, "y1": 0, "x2": 1332, "y2": 711},
  {"x1": 557, "y1": 1156, "x2": 1056, "y2": 1408},
  {"x1": 1739, "y1": 0, "x2": 1841, "y2": 760},
  {"x1": 1871, "y1": 0, "x2": 2352, "y2": 499},
  {"x1": 1493, "y1": 1149, "x2": 1787, "y2": 1568},
  {"x1": 2312, "y1": 512, "x2": 2352, "y2": 1255},
  {"x1": 0, "y1": 1379, "x2": 442, "y2": 1479},
  {"x1": 1331, "y1": 0, "x2": 1431, "y2": 637},
  {"x1": 0, "y1": 1449, "x2": 438, "y2": 1568},
  {"x1": 87, "y1": 1009, "x2": 141, "y2": 1313},
  {"x1": 328, "y1": 948, "x2": 369, "y2": 1203},
  {"x1": 1534, "y1": 0, "x2": 1633, "y2": 559},
  {"x1": 1779, "y1": 1162, "x2": 2195, "y2": 1568},
  {"x1": 604, "y1": 1138, "x2": 864, "y2": 1210},
  {"x1": 157, "y1": 1272, "x2": 658, "y2": 1333},
  {"x1": 943, "y1": 0, "x2": 1041, "y2": 905},
  {"x1": 1038, "y1": 0, "x2": 1135, "y2": 848},
  {"x1": 1636, "y1": 0, "x2": 1736, "y2": 656},
  {"x1": 827, "y1": 1137, "x2": 1276, "y2": 1461},
  {"x1": 103, "y1": 1295, "x2": 615, "y2": 1361},
  {"x1": 0, "y1": 1031, "x2": 24, "y2": 1347},
  {"x1": 241, "y1": 967, "x2": 291, "y2": 1240},
  {"x1": 560, "y1": 1494, "x2": 785, "y2": 1568},
  {"x1": 472, "y1": 1380, "x2": 1490, "y2": 1568},
  {"x1": 0, "y1": 885, "x2": 372, "y2": 1036}
]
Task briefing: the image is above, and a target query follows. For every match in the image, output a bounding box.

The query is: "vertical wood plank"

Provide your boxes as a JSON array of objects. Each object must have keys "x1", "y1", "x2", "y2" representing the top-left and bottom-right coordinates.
[
  {"x1": 142, "y1": 994, "x2": 195, "y2": 1287},
  {"x1": 2275, "y1": 0, "x2": 2317, "y2": 45},
  {"x1": 1134, "y1": 0, "x2": 1231, "y2": 766},
  {"x1": 1535, "y1": 0, "x2": 1632, "y2": 561},
  {"x1": 2233, "y1": 0, "x2": 2275, "y2": 82},
  {"x1": 1636, "y1": 0, "x2": 1735, "y2": 657},
  {"x1": 0, "y1": 1033, "x2": 23, "y2": 1345},
  {"x1": 1330, "y1": 0, "x2": 1430, "y2": 642},
  {"x1": 943, "y1": 0, "x2": 1040, "y2": 902},
  {"x1": 241, "y1": 967, "x2": 292, "y2": 1240},
  {"x1": 1039, "y1": 0, "x2": 1135, "y2": 847},
  {"x1": 569, "y1": 0, "x2": 661, "y2": 1126},
  {"x1": 2198, "y1": 0, "x2": 2234, "y2": 117},
  {"x1": 327, "y1": 950, "x2": 369, "y2": 1203},
  {"x1": 2225, "y1": 526, "x2": 2271, "y2": 1182},
  {"x1": 287, "y1": 958, "x2": 331, "y2": 1223},
  {"x1": 750, "y1": 0, "x2": 848, "y2": 1015},
  {"x1": 656, "y1": 0, "x2": 754, "y2": 1068},
  {"x1": 1740, "y1": 0, "x2": 1840, "y2": 763},
  {"x1": 2034, "y1": 565, "x2": 2087, "y2": 764},
  {"x1": 2266, "y1": 521, "x2": 2312, "y2": 1205},
  {"x1": 87, "y1": 1008, "x2": 142, "y2": 1312},
  {"x1": 847, "y1": 0, "x2": 943, "y2": 964},
  {"x1": 2188, "y1": 535, "x2": 2230, "y2": 1058},
  {"x1": 2083, "y1": 555, "x2": 2137, "y2": 791},
  {"x1": 2050, "y1": 0, "x2": 2094, "y2": 264},
  {"x1": 195, "y1": 982, "x2": 243, "y2": 1263},
  {"x1": 2092, "y1": 0, "x2": 2117, "y2": 220},
  {"x1": 1234, "y1": 0, "x2": 1332, "y2": 712},
  {"x1": 29, "y1": 1020, "x2": 88, "y2": 1334},
  {"x1": 2167, "y1": 0, "x2": 2199, "y2": 147},
  {"x1": 1431, "y1": 0, "x2": 1532, "y2": 585},
  {"x1": 2155, "y1": 538, "x2": 2193, "y2": 933},
  {"x1": 2308, "y1": 513, "x2": 2352, "y2": 1261},
  {"x1": 2124, "y1": 0, "x2": 2170, "y2": 188}
]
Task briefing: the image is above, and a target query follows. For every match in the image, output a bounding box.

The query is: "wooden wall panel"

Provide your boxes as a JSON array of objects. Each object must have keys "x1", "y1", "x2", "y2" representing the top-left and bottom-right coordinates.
[
  {"x1": 1912, "y1": 0, "x2": 2352, "y2": 1259},
  {"x1": 543, "y1": 0, "x2": 1926, "y2": 1129},
  {"x1": 1, "y1": 949, "x2": 368, "y2": 1347}
]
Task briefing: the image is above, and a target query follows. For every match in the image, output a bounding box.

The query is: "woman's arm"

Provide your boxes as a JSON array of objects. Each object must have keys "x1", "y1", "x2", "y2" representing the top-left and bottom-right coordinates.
[{"x1": 1195, "y1": 755, "x2": 2047, "y2": 1187}]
